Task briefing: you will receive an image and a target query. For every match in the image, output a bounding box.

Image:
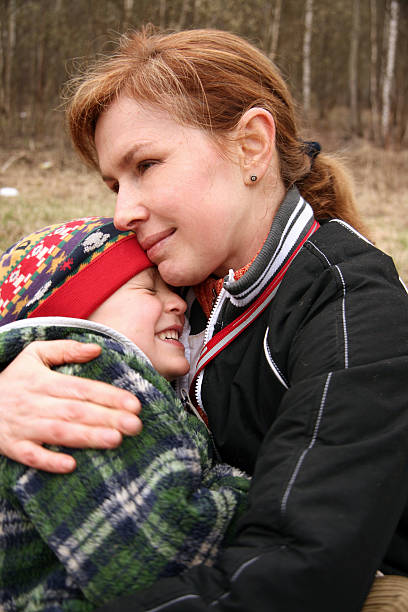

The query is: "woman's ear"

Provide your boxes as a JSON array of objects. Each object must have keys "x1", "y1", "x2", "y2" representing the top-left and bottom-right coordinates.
[{"x1": 236, "y1": 108, "x2": 276, "y2": 185}]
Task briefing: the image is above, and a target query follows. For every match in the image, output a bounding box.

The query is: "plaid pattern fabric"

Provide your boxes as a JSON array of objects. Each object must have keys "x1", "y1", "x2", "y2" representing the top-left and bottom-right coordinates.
[{"x1": 0, "y1": 320, "x2": 249, "y2": 611}]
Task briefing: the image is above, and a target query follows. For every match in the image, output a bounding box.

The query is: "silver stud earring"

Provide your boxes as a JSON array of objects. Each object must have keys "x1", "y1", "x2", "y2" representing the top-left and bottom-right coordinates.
[{"x1": 250, "y1": 175, "x2": 257, "y2": 182}]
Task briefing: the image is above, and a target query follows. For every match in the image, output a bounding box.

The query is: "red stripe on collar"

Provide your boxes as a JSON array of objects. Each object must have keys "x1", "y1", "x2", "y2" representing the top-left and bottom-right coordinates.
[{"x1": 190, "y1": 220, "x2": 320, "y2": 396}]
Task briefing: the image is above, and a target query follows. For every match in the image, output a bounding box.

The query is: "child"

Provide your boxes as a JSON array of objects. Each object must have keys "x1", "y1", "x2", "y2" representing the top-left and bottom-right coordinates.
[{"x1": 0, "y1": 217, "x2": 249, "y2": 611}]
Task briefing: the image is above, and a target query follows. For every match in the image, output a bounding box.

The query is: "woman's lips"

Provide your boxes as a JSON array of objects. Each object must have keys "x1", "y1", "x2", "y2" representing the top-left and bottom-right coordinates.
[{"x1": 140, "y1": 229, "x2": 175, "y2": 260}]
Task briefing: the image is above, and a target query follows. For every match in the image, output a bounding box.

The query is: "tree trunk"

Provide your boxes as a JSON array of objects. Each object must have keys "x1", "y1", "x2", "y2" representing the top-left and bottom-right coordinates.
[
  {"x1": 176, "y1": 0, "x2": 190, "y2": 30},
  {"x1": 1, "y1": 0, "x2": 16, "y2": 118},
  {"x1": 264, "y1": 0, "x2": 282, "y2": 61},
  {"x1": 0, "y1": 9, "x2": 5, "y2": 115},
  {"x1": 34, "y1": 25, "x2": 47, "y2": 135},
  {"x1": 394, "y1": 1, "x2": 408, "y2": 145},
  {"x1": 159, "y1": 0, "x2": 166, "y2": 29},
  {"x1": 382, "y1": 0, "x2": 399, "y2": 148},
  {"x1": 370, "y1": 0, "x2": 380, "y2": 142},
  {"x1": 123, "y1": 0, "x2": 134, "y2": 29},
  {"x1": 302, "y1": 0, "x2": 313, "y2": 117},
  {"x1": 349, "y1": 0, "x2": 362, "y2": 136}
]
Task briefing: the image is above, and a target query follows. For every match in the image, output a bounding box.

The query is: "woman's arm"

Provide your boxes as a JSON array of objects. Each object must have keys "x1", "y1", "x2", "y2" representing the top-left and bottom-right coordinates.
[{"x1": 0, "y1": 339, "x2": 142, "y2": 472}]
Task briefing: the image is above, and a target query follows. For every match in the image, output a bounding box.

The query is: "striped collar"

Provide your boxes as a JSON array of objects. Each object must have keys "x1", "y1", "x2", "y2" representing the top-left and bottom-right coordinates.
[
  {"x1": 190, "y1": 188, "x2": 318, "y2": 413},
  {"x1": 221, "y1": 188, "x2": 317, "y2": 307},
  {"x1": 194, "y1": 246, "x2": 265, "y2": 319},
  {"x1": 193, "y1": 188, "x2": 315, "y2": 316}
]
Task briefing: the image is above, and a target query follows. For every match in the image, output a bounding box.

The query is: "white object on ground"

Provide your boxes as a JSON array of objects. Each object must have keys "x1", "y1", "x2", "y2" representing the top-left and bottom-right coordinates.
[{"x1": 0, "y1": 187, "x2": 19, "y2": 197}]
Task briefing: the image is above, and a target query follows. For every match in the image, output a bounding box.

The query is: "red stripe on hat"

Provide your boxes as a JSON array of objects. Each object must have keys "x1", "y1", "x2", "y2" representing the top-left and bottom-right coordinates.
[{"x1": 29, "y1": 234, "x2": 153, "y2": 320}]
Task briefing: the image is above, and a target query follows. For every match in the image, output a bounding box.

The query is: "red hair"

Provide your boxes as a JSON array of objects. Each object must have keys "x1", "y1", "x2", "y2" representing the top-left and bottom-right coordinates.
[{"x1": 66, "y1": 26, "x2": 365, "y2": 232}]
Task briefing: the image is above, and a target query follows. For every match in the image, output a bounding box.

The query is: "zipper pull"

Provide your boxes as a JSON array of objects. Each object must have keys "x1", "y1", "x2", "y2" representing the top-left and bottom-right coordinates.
[{"x1": 181, "y1": 388, "x2": 209, "y2": 431}]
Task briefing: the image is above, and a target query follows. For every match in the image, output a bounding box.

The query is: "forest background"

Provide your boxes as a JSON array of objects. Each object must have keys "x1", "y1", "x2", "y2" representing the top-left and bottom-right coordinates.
[{"x1": 0, "y1": 0, "x2": 407, "y2": 280}]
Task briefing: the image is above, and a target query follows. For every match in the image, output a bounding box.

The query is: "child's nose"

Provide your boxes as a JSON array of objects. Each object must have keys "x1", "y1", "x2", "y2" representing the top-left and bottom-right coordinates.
[{"x1": 166, "y1": 292, "x2": 187, "y2": 316}]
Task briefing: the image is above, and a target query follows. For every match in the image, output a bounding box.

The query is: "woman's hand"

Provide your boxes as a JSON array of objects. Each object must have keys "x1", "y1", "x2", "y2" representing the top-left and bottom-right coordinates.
[{"x1": 0, "y1": 340, "x2": 142, "y2": 473}]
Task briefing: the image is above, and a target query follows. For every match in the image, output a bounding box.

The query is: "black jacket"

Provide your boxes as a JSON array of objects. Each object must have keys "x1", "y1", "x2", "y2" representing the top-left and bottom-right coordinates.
[{"x1": 97, "y1": 189, "x2": 408, "y2": 612}]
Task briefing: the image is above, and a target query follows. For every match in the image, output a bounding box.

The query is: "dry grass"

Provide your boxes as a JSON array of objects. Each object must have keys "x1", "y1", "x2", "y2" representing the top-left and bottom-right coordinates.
[
  {"x1": 348, "y1": 143, "x2": 408, "y2": 284},
  {"x1": 0, "y1": 152, "x2": 113, "y2": 243},
  {"x1": 0, "y1": 141, "x2": 407, "y2": 282}
]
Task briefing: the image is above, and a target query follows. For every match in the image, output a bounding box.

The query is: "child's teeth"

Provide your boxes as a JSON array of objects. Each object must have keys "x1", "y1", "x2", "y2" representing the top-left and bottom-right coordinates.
[{"x1": 158, "y1": 330, "x2": 179, "y2": 340}]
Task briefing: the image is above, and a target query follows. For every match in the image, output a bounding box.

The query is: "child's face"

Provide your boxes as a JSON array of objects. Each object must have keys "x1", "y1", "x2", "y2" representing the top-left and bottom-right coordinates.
[{"x1": 88, "y1": 268, "x2": 189, "y2": 381}]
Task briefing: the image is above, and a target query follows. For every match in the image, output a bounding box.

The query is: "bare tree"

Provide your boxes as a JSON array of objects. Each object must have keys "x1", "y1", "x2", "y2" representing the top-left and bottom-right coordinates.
[
  {"x1": 349, "y1": 0, "x2": 361, "y2": 135},
  {"x1": 1, "y1": 0, "x2": 407, "y2": 148},
  {"x1": 394, "y1": 1, "x2": 408, "y2": 145},
  {"x1": 1, "y1": 0, "x2": 16, "y2": 117},
  {"x1": 264, "y1": 0, "x2": 282, "y2": 61},
  {"x1": 303, "y1": 0, "x2": 313, "y2": 116},
  {"x1": 176, "y1": 0, "x2": 190, "y2": 30},
  {"x1": 370, "y1": 0, "x2": 380, "y2": 142},
  {"x1": 0, "y1": 8, "x2": 5, "y2": 115},
  {"x1": 123, "y1": 0, "x2": 134, "y2": 28},
  {"x1": 31, "y1": 7, "x2": 48, "y2": 135},
  {"x1": 160, "y1": 0, "x2": 166, "y2": 29},
  {"x1": 382, "y1": 0, "x2": 399, "y2": 147}
]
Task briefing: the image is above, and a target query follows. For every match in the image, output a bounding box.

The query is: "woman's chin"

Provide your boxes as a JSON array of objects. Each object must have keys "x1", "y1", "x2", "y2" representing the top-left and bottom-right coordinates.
[{"x1": 158, "y1": 261, "x2": 210, "y2": 288}]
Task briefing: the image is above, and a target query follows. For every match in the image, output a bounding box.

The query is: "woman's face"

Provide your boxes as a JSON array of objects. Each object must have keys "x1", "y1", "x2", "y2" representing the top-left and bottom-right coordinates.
[{"x1": 94, "y1": 96, "x2": 256, "y2": 287}]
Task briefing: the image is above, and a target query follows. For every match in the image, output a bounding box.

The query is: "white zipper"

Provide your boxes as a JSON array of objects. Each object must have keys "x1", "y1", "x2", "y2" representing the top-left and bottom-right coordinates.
[{"x1": 194, "y1": 286, "x2": 227, "y2": 410}]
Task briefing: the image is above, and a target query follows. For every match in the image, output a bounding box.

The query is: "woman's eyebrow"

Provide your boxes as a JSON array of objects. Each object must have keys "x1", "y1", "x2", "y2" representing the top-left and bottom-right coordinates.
[
  {"x1": 100, "y1": 143, "x2": 151, "y2": 181},
  {"x1": 119, "y1": 143, "x2": 150, "y2": 168}
]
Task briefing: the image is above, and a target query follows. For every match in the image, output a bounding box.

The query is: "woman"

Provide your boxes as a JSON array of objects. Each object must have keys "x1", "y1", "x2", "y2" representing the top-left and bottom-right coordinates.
[{"x1": 1, "y1": 26, "x2": 408, "y2": 612}]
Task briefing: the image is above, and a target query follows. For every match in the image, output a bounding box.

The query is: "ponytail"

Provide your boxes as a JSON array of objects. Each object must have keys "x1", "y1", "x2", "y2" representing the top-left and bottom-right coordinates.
[{"x1": 296, "y1": 153, "x2": 367, "y2": 234}]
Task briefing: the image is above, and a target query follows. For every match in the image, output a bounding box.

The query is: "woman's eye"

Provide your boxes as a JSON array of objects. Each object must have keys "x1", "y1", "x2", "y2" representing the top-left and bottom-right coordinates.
[{"x1": 137, "y1": 160, "x2": 156, "y2": 175}]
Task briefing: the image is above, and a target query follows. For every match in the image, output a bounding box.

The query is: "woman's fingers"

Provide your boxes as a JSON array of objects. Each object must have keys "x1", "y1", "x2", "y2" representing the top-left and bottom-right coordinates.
[
  {"x1": 7, "y1": 398, "x2": 143, "y2": 442},
  {"x1": 35, "y1": 397, "x2": 143, "y2": 433},
  {"x1": 0, "y1": 339, "x2": 143, "y2": 472},
  {"x1": 22, "y1": 340, "x2": 141, "y2": 413},
  {"x1": 10, "y1": 440, "x2": 78, "y2": 473},
  {"x1": 2, "y1": 419, "x2": 135, "y2": 474},
  {"x1": 26, "y1": 338, "x2": 104, "y2": 366}
]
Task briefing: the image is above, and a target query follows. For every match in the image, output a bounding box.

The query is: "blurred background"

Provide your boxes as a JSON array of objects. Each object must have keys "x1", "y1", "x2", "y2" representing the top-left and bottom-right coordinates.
[
  {"x1": 0, "y1": 0, "x2": 407, "y2": 278},
  {"x1": 1, "y1": 0, "x2": 407, "y2": 148}
]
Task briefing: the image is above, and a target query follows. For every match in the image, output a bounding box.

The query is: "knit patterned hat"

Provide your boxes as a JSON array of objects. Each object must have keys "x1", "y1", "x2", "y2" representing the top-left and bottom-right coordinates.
[{"x1": 0, "y1": 217, "x2": 153, "y2": 326}]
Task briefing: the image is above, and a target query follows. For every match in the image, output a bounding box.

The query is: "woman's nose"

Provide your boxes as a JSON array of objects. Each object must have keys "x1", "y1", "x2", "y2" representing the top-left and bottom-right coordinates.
[{"x1": 113, "y1": 188, "x2": 150, "y2": 231}]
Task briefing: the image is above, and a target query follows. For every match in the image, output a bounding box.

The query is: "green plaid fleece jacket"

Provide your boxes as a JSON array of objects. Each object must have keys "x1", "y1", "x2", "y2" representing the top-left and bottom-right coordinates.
[{"x1": 0, "y1": 319, "x2": 249, "y2": 611}]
